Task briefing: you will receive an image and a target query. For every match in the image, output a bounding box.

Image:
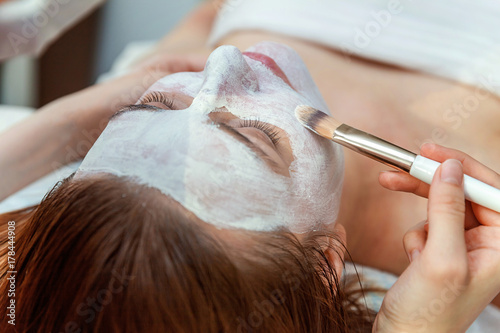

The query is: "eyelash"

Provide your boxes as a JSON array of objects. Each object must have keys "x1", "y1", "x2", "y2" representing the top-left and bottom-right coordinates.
[
  {"x1": 139, "y1": 93, "x2": 280, "y2": 145},
  {"x1": 139, "y1": 91, "x2": 175, "y2": 109},
  {"x1": 239, "y1": 119, "x2": 281, "y2": 146}
]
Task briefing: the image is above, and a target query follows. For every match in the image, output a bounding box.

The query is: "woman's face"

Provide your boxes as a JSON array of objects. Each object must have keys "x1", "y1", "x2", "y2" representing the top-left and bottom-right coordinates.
[{"x1": 77, "y1": 42, "x2": 344, "y2": 233}]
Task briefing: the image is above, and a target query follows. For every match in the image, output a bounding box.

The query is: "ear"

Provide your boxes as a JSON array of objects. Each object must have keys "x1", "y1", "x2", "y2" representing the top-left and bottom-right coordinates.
[{"x1": 321, "y1": 223, "x2": 346, "y2": 281}]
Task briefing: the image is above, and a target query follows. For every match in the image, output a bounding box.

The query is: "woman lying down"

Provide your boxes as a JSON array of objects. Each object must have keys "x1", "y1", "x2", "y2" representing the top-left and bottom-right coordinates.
[{"x1": 1, "y1": 1, "x2": 500, "y2": 332}]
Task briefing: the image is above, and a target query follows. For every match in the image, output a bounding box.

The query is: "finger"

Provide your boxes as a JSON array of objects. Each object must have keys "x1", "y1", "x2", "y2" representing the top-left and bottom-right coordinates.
[
  {"x1": 137, "y1": 54, "x2": 208, "y2": 74},
  {"x1": 403, "y1": 220, "x2": 428, "y2": 262},
  {"x1": 379, "y1": 170, "x2": 430, "y2": 198},
  {"x1": 426, "y1": 159, "x2": 467, "y2": 260},
  {"x1": 171, "y1": 54, "x2": 208, "y2": 72},
  {"x1": 464, "y1": 201, "x2": 481, "y2": 230},
  {"x1": 421, "y1": 143, "x2": 500, "y2": 189},
  {"x1": 379, "y1": 169, "x2": 480, "y2": 229},
  {"x1": 422, "y1": 144, "x2": 500, "y2": 224},
  {"x1": 471, "y1": 205, "x2": 500, "y2": 227},
  {"x1": 465, "y1": 226, "x2": 500, "y2": 252}
]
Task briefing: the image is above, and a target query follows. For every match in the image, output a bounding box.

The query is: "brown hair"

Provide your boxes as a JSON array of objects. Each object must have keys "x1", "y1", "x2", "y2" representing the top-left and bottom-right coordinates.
[{"x1": 0, "y1": 175, "x2": 374, "y2": 332}]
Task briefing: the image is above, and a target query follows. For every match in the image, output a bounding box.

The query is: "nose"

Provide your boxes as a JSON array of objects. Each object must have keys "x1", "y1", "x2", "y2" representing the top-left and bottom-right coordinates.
[{"x1": 200, "y1": 45, "x2": 259, "y2": 95}]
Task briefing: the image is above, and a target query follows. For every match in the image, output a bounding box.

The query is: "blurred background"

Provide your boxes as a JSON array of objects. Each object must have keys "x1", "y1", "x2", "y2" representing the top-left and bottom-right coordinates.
[{"x1": 0, "y1": 0, "x2": 202, "y2": 108}]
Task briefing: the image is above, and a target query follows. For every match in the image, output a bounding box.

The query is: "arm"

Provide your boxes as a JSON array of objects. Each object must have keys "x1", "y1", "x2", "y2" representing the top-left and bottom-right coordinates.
[{"x1": 0, "y1": 0, "x2": 219, "y2": 201}]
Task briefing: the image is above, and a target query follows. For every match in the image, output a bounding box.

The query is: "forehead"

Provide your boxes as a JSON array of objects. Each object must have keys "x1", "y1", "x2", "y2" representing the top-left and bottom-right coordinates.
[
  {"x1": 78, "y1": 108, "x2": 297, "y2": 230},
  {"x1": 104, "y1": 110, "x2": 266, "y2": 170}
]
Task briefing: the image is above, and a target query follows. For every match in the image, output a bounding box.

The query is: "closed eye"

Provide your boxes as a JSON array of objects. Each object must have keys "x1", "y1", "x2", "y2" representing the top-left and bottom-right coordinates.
[
  {"x1": 238, "y1": 119, "x2": 281, "y2": 146},
  {"x1": 109, "y1": 91, "x2": 194, "y2": 120},
  {"x1": 110, "y1": 104, "x2": 164, "y2": 120},
  {"x1": 139, "y1": 91, "x2": 176, "y2": 109},
  {"x1": 208, "y1": 110, "x2": 294, "y2": 176}
]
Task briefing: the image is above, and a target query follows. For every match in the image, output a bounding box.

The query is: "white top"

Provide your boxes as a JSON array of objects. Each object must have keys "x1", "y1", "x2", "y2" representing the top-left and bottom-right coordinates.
[{"x1": 209, "y1": 0, "x2": 500, "y2": 96}]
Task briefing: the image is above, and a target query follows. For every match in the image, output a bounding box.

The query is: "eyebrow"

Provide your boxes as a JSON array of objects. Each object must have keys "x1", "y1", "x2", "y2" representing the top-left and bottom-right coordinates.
[{"x1": 109, "y1": 104, "x2": 279, "y2": 168}]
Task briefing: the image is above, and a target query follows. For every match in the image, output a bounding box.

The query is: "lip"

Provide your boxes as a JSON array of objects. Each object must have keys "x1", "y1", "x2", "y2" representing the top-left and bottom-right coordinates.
[{"x1": 242, "y1": 52, "x2": 294, "y2": 89}]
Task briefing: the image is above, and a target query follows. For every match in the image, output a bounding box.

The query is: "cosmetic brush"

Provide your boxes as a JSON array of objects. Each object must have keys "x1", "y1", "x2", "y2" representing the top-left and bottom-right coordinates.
[{"x1": 295, "y1": 105, "x2": 500, "y2": 213}]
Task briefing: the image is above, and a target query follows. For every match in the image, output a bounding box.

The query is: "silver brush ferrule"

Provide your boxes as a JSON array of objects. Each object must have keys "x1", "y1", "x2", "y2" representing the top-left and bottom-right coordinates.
[{"x1": 333, "y1": 124, "x2": 416, "y2": 172}]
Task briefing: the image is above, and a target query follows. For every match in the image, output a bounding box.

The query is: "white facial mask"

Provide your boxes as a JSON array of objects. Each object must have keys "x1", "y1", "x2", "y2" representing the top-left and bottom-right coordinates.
[{"x1": 76, "y1": 42, "x2": 344, "y2": 233}]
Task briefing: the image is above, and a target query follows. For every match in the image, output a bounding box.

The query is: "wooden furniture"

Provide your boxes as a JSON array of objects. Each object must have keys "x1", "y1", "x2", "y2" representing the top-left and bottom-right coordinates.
[{"x1": 37, "y1": 9, "x2": 101, "y2": 107}]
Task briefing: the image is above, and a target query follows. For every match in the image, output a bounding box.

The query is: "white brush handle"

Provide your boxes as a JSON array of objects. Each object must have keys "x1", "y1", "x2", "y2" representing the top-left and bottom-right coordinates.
[{"x1": 410, "y1": 155, "x2": 500, "y2": 213}]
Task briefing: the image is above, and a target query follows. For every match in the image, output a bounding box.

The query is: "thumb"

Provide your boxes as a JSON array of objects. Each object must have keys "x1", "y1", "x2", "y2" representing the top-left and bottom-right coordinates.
[{"x1": 426, "y1": 159, "x2": 467, "y2": 259}]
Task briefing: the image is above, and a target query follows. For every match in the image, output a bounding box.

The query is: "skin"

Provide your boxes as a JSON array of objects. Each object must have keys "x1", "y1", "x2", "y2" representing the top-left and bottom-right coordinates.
[
  {"x1": 0, "y1": 0, "x2": 216, "y2": 201},
  {"x1": 1, "y1": 0, "x2": 499, "y2": 329},
  {"x1": 77, "y1": 42, "x2": 344, "y2": 234},
  {"x1": 376, "y1": 144, "x2": 500, "y2": 332},
  {"x1": 218, "y1": 31, "x2": 500, "y2": 279}
]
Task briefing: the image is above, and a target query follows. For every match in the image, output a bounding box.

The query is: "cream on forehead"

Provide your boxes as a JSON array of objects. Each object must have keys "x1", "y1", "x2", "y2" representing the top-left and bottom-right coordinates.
[{"x1": 77, "y1": 43, "x2": 344, "y2": 233}]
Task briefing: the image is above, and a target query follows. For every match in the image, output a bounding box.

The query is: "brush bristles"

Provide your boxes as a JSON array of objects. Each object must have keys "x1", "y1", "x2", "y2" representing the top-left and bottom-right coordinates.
[{"x1": 294, "y1": 105, "x2": 341, "y2": 139}]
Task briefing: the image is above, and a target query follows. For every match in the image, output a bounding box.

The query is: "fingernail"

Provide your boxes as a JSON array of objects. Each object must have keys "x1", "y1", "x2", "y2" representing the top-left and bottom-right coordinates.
[
  {"x1": 419, "y1": 142, "x2": 430, "y2": 150},
  {"x1": 410, "y1": 250, "x2": 420, "y2": 262},
  {"x1": 440, "y1": 159, "x2": 463, "y2": 185}
]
